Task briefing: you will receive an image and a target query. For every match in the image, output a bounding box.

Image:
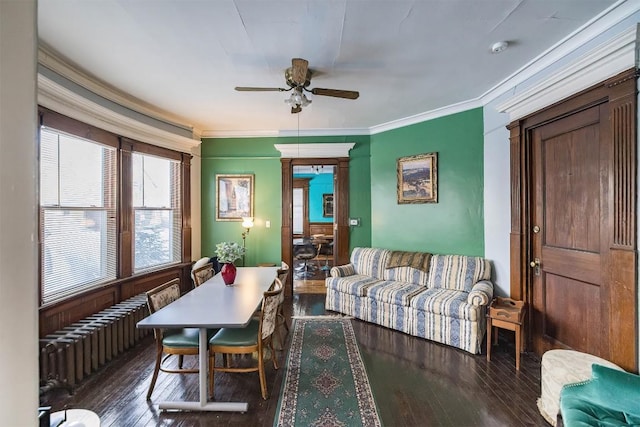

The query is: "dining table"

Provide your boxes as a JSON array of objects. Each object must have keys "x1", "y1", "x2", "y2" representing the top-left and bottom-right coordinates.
[{"x1": 136, "y1": 266, "x2": 279, "y2": 412}]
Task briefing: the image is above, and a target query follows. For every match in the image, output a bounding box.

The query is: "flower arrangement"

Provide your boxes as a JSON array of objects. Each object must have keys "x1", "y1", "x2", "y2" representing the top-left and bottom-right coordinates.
[{"x1": 214, "y1": 241, "x2": 244, "y2": 264}]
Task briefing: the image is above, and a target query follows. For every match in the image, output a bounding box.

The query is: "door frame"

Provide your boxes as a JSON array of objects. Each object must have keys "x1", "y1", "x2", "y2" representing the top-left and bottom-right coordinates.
[
  {"x1": 281, "y1": 157, "x2": 350, "y2": 298},
  {"x1": 509, "y1": 68, "x2": 638, "y2": 371}
]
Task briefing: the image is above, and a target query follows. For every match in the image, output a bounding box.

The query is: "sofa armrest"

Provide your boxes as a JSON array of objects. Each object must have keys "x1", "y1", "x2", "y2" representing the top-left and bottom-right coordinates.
[
  {"x1": 330, "y1": 263, "x2": 356, "y2": 278},
  {"x1": 467, "y1": 280, "x2": 493, "y2": 306}
]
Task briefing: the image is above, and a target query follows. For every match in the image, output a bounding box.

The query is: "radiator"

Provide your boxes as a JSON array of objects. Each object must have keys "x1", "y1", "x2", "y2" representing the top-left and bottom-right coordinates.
[{"x1": 39, "y1": 293, "x2": 150, "y2": 393}]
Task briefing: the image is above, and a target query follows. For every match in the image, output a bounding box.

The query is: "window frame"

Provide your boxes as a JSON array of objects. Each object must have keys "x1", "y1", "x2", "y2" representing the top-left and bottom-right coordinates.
[{"x1": 38, "y1": 108, "x2": 191, "y2": 307}]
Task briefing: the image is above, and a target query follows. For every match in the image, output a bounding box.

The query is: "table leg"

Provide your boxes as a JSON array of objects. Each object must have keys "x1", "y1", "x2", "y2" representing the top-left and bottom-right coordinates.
[{"x1": 156, "y1": 328, "x2": 248, "y2": 412}]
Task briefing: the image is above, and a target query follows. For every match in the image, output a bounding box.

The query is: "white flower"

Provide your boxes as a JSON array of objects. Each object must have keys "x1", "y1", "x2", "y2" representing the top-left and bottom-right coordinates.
[{"x1": 214, "y1": 241, "x2": 244, "y2": 264}]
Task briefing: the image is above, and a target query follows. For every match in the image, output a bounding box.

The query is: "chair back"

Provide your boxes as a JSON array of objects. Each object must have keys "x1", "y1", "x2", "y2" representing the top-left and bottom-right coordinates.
[
  {"x1": 192, "y1": 263, "x2": 214, "y2": 287},
  {"x1": 259, "y1": 278, "x2": 283, "y2": 340},
  {"x1": 146, "y1": 278, "x2": 181, "y2": 314},
  {"x1": 293, "y1": 240, "x2": 317, "y2": 259},
  {"x1": 276, "y1": 264, "x2": 289, "y2": 303}
]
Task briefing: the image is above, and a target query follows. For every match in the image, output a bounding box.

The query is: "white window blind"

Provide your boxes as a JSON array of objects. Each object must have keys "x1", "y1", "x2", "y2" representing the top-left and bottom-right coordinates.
[
  {"x1": 132, "y1": 153, "x2": 182, "y2": 272},
  {"x1": 40, "y1": 128, "x2": 117, "y2": 303}
]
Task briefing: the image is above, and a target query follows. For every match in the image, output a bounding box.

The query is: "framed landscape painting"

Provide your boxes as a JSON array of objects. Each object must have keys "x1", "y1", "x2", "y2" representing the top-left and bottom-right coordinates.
[
  {"x1": 216, "y1": 174, "x2": 254, "y2": 221},
  {"x1": 397, "y1": 152, "x2": 438, "y2": 204}
]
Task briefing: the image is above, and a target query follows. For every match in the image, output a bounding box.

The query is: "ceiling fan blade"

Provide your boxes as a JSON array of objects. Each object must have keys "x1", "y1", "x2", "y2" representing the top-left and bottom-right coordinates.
[
  {"x1": 310, "y1": 88, "x2": 359, "y2": 100},
  {"x1": 235, "y1": 86, "x2": 287, "y2": 92},
  {"x1": 291, "y1": 58, "x2": 309, "y2": 86}
]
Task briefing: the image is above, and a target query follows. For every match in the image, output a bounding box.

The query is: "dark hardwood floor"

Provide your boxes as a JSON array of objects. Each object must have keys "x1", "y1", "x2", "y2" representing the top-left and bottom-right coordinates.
[{"x1": 42, "y1": 293, "x2": 547, "y2": 426}]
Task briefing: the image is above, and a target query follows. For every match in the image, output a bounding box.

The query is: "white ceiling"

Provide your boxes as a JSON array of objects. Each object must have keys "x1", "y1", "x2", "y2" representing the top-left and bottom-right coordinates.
[{"x1": 38, "y1": 0, "x2": 620, "y2": 136}]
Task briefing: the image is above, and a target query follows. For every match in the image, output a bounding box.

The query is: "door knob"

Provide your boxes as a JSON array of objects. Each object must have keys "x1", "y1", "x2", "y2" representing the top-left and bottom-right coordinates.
[{"x1": 530, "y1": 258, "x2": 541, "y2": 275}]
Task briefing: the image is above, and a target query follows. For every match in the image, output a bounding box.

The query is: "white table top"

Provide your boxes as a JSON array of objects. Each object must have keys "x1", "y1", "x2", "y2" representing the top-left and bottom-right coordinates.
[{"x1": 137, "y1": 266, "x2": 278, "y2": 329}]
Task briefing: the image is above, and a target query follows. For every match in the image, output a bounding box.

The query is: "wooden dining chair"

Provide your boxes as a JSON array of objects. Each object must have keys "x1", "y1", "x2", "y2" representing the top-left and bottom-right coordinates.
[
  {"x1": 208, "y1": 278, "x2": 283, "y2": 400},
  {"x1": 145, "y1": 278, "x2": 214, "y2": 400},
  {"x1": 192, "y1": 263, "x2": 214, "y2": 287}
]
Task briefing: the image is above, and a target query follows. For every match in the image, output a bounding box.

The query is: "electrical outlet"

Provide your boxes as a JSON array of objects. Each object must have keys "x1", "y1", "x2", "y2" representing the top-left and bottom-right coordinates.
[
  {"x1": 265, "y1": 220, "x2": 271, "y2": 228},
  {"x1": 349, "y1": 218, "x2": 360, "y2": 226}
]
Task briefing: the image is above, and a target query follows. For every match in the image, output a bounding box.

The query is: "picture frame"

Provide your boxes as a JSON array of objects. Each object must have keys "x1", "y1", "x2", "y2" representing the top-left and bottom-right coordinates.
[
  {"x1": 322, "y1": 193, "x2": 334, "y2": 217},
  {"x1": 397, "y1": 152, "x2": 438, "y2": 204},
  {"x1": 216, "y1": 174, "x2": 254, "y2": 221}
]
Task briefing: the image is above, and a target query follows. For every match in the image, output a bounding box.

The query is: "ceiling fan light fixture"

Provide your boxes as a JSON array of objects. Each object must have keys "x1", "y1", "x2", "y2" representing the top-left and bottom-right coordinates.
[{"x1": 284, "y1": 90, "x2": 311, "y2": 108}]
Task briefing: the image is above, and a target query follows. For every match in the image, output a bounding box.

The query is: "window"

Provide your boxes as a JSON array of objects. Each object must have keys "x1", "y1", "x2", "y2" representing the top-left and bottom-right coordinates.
[
  {"x1": 132, "y1": 153, "x2": 182, "y2": 272},
  {"x1": 40, "y1": 128, "x2": 117, "y2": 303},
  {"x1": 38, "y1": 108, "x2": 190, "y2": 305}
]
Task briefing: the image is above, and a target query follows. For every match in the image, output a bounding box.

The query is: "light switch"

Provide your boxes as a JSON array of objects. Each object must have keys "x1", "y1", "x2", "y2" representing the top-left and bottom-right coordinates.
[
  {"x1": 349, "y1": 218, "x2": 360, "y2": 226},
  {"x1": 265, "y1": 220, "x2": 271, "y2": 228}
]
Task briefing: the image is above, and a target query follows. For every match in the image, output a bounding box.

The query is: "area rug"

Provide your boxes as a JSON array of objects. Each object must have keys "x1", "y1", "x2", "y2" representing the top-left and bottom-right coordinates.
[{"x1": 273, "y1": 317, "x2": 382, "y2": 427}]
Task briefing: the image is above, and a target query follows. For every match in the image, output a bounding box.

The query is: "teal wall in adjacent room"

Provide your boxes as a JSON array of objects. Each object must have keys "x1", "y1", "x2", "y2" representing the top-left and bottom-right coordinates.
[
  {"x1": 293, "y1": 172, "x2": 334, "y2": 222},
  {"x1": 369, "y1": 108, "x2": 484, "y2": 256},
  {"x1": 201, "y1": 135, "x2": 371, "y2": 267}
]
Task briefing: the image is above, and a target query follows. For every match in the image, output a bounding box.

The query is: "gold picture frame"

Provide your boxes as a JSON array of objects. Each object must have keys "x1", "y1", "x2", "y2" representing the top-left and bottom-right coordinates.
[
  {"x1": 216, "y1": 174, "x2": 254, "y2": 221},
  {"x1": 322, "y1": 193, "x2": 334, "y2": 217},
  {"x1": 397, "y1": 152, "x2": 438, "y2": 204}
]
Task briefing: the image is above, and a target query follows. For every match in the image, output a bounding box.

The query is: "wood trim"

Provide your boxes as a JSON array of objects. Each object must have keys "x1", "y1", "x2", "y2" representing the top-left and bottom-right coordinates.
[
  {"x1": 119, "y1": 139, "x2": 133, "y2": 277},
  {"x1": 39, "y1": 263, "x2": 191, "y2": 338},
  {"x1": 181, "y1": 152, "x2": 192, "y2": 263},
  {"x1": 281, "y1": 157, "x2": 350, "y2": 289},
  {"x1": 280, "y1": 158, "x2": 293, "y2": 298},
  {"x1": 335, "y1": 158, "x2": 350, "y2": 266},
  {"x1": 39, "y1": 106, "x2": 119, "y2": 148},
  {"x1": 510, "y1": 68, "x2": 638, "y2": 371}
]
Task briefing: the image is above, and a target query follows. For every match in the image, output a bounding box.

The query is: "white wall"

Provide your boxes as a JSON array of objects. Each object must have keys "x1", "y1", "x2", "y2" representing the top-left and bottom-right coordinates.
[
  {"x1": 482, "y1": 107, "x2": 511, "y2": 297},
  {"x1": 0, "y1": 1, "x2": 39, "y2": 424}
]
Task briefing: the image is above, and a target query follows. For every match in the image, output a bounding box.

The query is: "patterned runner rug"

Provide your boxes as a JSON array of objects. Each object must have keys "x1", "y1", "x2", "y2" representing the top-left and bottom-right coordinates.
[{"x1": 273, "y1": 317, "x2": 382, "y2": 427}]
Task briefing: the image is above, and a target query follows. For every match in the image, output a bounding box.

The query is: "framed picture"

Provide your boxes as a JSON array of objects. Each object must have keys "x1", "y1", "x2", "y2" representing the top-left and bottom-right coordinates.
[
  {"x1": 322, "y1": 193, "x2": 334, "y2": 217},
  {"x1": 216, "y1": 174, "x2": 254, "y2": 221},
  {"x1": 397, "y1": 152, "x2": 438, "y2": 204}
]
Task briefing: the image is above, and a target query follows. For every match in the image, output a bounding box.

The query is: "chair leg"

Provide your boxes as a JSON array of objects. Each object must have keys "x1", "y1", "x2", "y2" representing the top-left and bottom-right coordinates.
[
  {"x1": 269, "y1": 339, "x2": 278, "y2": 370},
  {"x1": 146, "y1": 343, "x2": 163, "y2": 400},
  {"x1": 258, "y1": 348, "x2": 268, "y2": 400},
  {"x1": 208, "y1": 351, "x2": 215, "y2": 399},
  {"x1": 178, "y1": 354, "x2": 184, "y2": 369}
]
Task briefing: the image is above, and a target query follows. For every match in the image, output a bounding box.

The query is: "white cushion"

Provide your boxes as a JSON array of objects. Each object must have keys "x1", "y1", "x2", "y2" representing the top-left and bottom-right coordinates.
[{"x1": 537, "y1": 349, "x2": 622, "y2": 425}]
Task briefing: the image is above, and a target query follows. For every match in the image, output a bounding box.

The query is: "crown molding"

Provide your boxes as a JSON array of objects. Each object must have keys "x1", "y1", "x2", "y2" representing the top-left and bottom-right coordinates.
[
  {"x1": 38, "y1": 45, "x2": 202, "y2": 138},
  {"x1": 38, "y1": 74, "x2": 201, "y2": 153},
  {"x1": 483, "y1": 0, "x2": 640, "y2": 107},
  {"x1": 274, "y1": 143, "x2": 355, "y2": 158},
  {"x1": 201, "y1": 127, "x2": 369, "y2": 138},
  {"x1": 496, "y1": 25, "x2": 637, "y2": 121},
  {"x1": 369, "y1": 99, "x2": 483, "y2": 135}
]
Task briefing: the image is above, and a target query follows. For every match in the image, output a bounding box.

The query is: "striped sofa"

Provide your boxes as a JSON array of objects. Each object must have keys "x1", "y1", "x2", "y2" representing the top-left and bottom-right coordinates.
[{"x1": 325, "y1": 247, "x2": 494, "y2": 354}]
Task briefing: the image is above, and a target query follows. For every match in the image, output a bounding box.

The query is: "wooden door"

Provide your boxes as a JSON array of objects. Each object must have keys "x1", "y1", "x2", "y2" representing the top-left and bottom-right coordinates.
[
  {"x1": 530, "y1": 104, "x2": 609, "y2": 356},
  {"x1": 509, "y1": 68, "x2": 638, "y2": 372}
]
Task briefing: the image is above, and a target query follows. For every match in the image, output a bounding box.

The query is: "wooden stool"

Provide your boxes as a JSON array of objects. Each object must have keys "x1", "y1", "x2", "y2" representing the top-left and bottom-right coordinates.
[{"x1": 486, "y1": 297, "x2": 526, "y2": 370}]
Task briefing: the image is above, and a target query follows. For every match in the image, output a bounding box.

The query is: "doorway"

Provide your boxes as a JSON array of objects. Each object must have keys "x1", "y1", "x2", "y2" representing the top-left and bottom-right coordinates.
[
  {"x1": 509, "y1": 69, "x2": 638, "y2": 372},
  {"x1": 281, "y1": 157, "x2": 350, "y2": 298},
  {"x1": 292, "y1": 166, "x2": 335, "y2": 293}
]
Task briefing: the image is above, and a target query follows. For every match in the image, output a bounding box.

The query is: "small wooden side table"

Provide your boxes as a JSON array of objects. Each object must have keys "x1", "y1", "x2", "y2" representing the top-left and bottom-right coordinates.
[{"x1": 486, "y1": 297, "x2": 526, "y2": 370}]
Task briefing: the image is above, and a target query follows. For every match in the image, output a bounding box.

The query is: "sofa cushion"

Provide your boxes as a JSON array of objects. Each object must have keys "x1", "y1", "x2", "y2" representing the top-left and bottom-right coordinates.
[
  {"x1": 383, "y1": 265, "x2": 430, "y2": 287},
  {"x1": 427, "y1": 255, "x2": 491, "y2": 292},
  {"x1": 365, "y1": 281, "x2": 425, "y2": 306},
  {"x1": 350, "y1": 247, "x2": 390, "y2": 279},
  {"x1": 409, "y1": 288, "x2": 481, "y2": 321},
  {"x1": 326, "y1": 275, "x2": 382, "y2": 296}
]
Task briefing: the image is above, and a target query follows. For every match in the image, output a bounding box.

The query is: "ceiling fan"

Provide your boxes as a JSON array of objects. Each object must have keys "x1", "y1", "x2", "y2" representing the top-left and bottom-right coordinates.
[{"x1": 235, "y1": 58, "x2": 359, "y2": 114}]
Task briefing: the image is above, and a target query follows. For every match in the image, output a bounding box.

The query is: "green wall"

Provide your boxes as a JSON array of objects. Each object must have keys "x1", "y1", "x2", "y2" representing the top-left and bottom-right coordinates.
[
  {"x1": 201, "y1": 135, "x2": 371, "y2": 266},
  {"x1": 369, "y1": 108, "x2": 484, "y2": 256}
]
